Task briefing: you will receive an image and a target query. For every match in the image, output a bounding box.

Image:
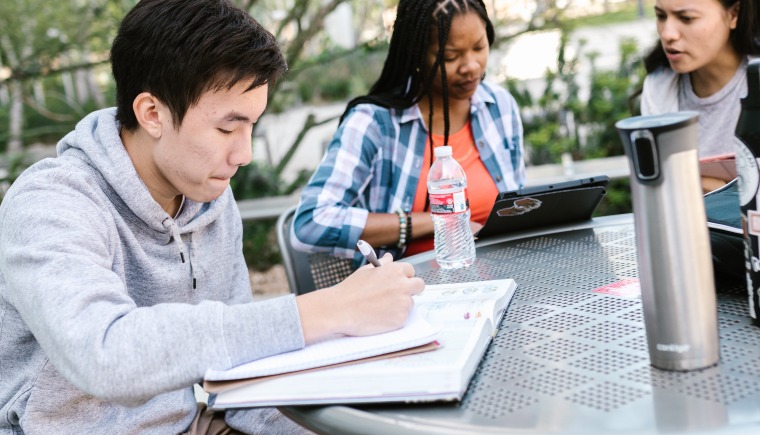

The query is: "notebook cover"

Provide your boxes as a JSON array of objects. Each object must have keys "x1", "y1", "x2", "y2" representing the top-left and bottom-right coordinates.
[
  {"x1": 704, "y1": 178, "x2": 741, "y2": 234},
  {"x1": 204, "y1": 341, "x2": 441, "y2": 394}
]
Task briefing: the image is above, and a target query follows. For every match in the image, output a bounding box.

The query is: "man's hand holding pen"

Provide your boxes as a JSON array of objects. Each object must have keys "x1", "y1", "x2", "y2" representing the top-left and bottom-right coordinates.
[
  {"x1": 295, "y1": 241, "x2": 424, "y2": 343},
  {"x1": 357, "y1": 239, "x2": 382, "y2": 267}
]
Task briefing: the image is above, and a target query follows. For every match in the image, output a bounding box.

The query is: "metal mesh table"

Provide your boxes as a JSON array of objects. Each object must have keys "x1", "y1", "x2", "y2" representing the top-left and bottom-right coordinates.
[{"x1": 282, "y1": 215, "x2": 760, "y2": 434}]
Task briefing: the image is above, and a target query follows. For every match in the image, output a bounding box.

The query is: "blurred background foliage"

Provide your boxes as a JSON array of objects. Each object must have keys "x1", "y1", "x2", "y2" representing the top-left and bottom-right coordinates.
[
  {"x1": 507, "y1": 30, "x2": 645, "y2": 217},
  {"x1": 0, "y1": 0, "x2": 652, "y2": 270}
]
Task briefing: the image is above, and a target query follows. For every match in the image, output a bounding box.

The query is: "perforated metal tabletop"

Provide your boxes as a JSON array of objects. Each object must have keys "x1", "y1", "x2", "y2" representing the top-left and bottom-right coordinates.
[{"x1": 281, "y1": 214, "x2": 760, "y2": 434}]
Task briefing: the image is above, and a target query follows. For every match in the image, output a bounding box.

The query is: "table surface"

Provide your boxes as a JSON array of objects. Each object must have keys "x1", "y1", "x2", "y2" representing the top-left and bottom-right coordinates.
[{"x1": 282, "y1": 214, "x2": 760, "y2": 434}]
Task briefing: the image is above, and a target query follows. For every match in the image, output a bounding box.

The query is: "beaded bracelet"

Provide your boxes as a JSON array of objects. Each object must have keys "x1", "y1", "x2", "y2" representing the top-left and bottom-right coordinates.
[
  {"x1": 406, "y1": 212, "x2": 412, "y2": 246},
  {"x1": 396, "y1": 210, "x2": 408, "y2": 249}
]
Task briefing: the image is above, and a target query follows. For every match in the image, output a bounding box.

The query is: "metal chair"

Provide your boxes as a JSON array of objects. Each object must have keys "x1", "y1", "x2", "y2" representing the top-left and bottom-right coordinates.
[{"x1": 276, "y1": 206, "x2": 355, "y2": 295}]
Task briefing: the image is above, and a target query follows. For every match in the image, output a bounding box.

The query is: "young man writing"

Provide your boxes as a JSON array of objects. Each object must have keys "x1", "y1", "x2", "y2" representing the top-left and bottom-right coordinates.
[{"x1": 0, "y1": 0, "x2": 424, "y2": 433}]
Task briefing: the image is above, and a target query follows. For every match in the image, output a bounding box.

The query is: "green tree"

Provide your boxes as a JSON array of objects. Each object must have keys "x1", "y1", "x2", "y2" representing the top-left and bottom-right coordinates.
[
  {"x1": 0, "y1": 0, "x2": 615, "y2": 268},
  {"x1": 508, "y1": 31, "x2": 644, "y2": 216},
  {"x1": 579, "y1": 37, "x2": 644, "y2": 158},
  {"x1": 0, "y1": 0, "x2": 130, "y2": 152}
]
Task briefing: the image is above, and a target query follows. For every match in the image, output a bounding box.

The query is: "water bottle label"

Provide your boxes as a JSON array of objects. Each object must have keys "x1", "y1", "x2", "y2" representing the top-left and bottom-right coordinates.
[{"x1": 429, "y1": 189, "x2": 469, "y2": 214}]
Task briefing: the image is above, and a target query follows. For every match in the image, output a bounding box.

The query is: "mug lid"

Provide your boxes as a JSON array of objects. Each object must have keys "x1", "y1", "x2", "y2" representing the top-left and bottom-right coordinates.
[{"x1": 615, "y1": 111, "x2": 698, "y2": 131}]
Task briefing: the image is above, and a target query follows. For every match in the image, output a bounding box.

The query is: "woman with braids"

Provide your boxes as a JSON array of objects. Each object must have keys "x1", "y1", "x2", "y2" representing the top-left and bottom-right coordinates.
[
  {"x1": 292, "y1": 0, "x2": 526, "y2": 264},
  {"x1": 640, "y1": 0, "x2": 759, "y2": 161}
]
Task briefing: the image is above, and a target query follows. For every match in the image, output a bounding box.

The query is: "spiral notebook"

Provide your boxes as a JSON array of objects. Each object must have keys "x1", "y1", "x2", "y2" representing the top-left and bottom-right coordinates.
[{"x1": 476, "y1": 176, "x2": 609, "y2": 239}]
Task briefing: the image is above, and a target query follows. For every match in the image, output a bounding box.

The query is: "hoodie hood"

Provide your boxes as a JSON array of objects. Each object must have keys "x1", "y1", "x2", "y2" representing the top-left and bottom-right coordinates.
[
  {"x1": 0, "y1": 109, "x2": 305, "y2": 433},
  {"x1": 55, "y1": 109, "x2": 234, "y2": 288},
  {"x1": 56, "y1": 108, "x2": 232, "y2": 236}
]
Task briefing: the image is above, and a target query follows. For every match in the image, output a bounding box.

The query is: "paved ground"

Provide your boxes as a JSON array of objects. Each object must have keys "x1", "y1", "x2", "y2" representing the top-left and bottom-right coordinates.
[{"x1": 250, "y1": 265, "x2": 291, "y2": 300}]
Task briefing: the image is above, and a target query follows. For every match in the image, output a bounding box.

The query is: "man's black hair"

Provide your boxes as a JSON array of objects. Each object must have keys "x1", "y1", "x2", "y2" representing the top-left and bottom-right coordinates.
[
  {"x1": 342, "y1": 0, "x2": 493, "y2": 146},
  {"x1": 111, "y1": 0, "x2": 287, "y2": 131}
]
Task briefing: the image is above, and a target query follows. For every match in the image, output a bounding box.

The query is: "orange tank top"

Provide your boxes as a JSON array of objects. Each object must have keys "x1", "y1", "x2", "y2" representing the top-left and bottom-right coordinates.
[{"x1": 405, "y1": 121, "x2": 499, "y2": 257}]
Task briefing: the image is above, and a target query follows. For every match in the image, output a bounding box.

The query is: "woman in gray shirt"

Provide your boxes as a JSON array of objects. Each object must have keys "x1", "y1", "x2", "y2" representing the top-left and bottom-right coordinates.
[{"x1": 640, "y1": 0, "x2": 759, "y2": 157}]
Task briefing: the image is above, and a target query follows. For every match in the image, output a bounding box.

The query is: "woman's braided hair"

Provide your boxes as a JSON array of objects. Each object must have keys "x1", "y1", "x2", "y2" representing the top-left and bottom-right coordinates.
[{"x1": 342, "y1": 0, "x2": 494, "y2": 146}]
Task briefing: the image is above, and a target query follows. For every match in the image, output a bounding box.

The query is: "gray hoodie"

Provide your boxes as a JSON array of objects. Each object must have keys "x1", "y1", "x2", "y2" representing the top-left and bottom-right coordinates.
[{"x1": 0, "y1": 109, "x2": 305, "y2": 434}]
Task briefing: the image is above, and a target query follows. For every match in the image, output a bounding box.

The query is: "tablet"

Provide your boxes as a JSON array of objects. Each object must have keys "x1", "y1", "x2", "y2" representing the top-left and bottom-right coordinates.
[{"x1": 476, "y1": 176, "x2": 609, "y2": 239}]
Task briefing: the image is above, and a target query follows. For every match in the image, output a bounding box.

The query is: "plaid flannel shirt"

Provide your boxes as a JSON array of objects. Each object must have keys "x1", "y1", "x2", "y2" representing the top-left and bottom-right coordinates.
[{"x1": 292, "y1": 81, "x2": 526, "y2": 263}]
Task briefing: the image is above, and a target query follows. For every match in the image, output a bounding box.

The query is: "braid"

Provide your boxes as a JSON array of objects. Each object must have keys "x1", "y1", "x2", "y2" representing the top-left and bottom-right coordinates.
[
  {"x1": 427, "y1": 92, "x2": 435, "y2": 151},
  {"x1": 437, "y1": 14, "x2": 452, "y2": 146},
  {"x1": 424, "y1": 14, "x2": 447, "y2": 149}
]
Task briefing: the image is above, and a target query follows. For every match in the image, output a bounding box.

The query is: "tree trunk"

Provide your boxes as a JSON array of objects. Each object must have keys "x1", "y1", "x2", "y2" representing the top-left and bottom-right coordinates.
[
  {"x1": 0, "y1": 34, "x2": 18, "y2": 108},
  {"x1": 1, "y1": 31, "x2": 30, "y2": 153},
  {"x1": 62, "y1": 71, "x2": 76, "y2": 106},
  {"x1": 75, "y1": 68, "x2": 90, "y2": 105},
  {"x1": 33, "y1": 80, "x2": 45, "y2": 105},
  {"x1": 82, "y1": 49, "x2": 105, "y2": 107},
  {"x1": 0, "y1": 57, "x2": 8, "y2": 105},
  {"x1": 0, "y1": 84, "x2": 8, "y2": 106},
  {"x1": 8, "y1": 79, "x2": 24, "y2": 153}
]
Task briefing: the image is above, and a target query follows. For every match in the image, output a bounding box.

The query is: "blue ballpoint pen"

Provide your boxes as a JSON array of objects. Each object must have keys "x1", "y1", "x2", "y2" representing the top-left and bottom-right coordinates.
[{"x1": 357, "y1": 240, "x2": 382, "y2": 267}]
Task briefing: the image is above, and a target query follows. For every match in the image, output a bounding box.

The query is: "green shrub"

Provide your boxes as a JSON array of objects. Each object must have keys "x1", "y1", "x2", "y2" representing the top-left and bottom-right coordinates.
[
  {"x1": 595, "y1": 178, "x2": 632, "y2": 216},
  {"x1": 507, "y1": 30, "x2": 642, "y2": 216},
  {"x1": 242, "y1": 218, "x2": 282, "y2": 271}
]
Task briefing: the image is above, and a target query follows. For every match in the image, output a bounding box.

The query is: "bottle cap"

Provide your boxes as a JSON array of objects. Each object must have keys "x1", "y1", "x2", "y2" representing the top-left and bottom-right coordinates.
[
  {"x1": 742, "y1": 59, "x2": 760, "y2": 109},
  {"x1": 434, "y1": 146, "x2": 453, "y2": 157}
]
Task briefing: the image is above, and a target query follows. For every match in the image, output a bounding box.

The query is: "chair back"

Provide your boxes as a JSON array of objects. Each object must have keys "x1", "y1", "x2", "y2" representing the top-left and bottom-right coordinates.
[{"x1": 276, "y1": 206, "x2": 355, "y2": 295}]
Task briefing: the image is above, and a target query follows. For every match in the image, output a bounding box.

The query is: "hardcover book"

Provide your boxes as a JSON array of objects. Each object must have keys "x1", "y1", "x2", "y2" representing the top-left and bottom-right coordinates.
[{"x1": 204, "y1": 278, "x2": 517, "y2": 409}]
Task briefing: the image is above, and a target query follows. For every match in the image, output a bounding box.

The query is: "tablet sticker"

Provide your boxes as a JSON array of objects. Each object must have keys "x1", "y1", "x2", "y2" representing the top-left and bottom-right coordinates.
[{"x1": 496, "y1": 197, "x2": 542, "y2": 217}]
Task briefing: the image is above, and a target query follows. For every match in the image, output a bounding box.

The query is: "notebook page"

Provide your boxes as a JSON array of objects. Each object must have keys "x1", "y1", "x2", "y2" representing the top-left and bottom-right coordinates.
[
  {"x1": 414, "y1": 280, "x2": 511, "y2": 323},
  {"x1": 204, "y1": 308, "x2": 440, "y2": 381}
]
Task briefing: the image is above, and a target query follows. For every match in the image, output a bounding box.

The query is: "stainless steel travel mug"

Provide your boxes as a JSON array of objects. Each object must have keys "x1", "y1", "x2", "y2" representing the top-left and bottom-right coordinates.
[{"x1": 616, "y1": 111, "x2": 719, "y2": 371}]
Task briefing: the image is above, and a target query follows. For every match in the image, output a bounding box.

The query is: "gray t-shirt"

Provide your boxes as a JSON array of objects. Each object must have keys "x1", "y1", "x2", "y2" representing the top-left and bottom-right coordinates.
[{"x1": 679, "y1": 59, "x2": 748, "y2": 158}]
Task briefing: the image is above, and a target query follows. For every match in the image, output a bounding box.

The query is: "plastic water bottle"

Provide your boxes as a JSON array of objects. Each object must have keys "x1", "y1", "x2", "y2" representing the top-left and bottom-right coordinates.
[{"x1": 427, "y1": 146, "x2": 476, "y2": 269}]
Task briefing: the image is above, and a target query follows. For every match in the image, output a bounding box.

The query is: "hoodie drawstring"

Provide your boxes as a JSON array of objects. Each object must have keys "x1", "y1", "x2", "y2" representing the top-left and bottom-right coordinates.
[
  {"x1": 163, "y1": 217, "x2": 197, "y2": 289},
  {"x1": 189, "y1": 233, "x2": 198, "y2": 289}
]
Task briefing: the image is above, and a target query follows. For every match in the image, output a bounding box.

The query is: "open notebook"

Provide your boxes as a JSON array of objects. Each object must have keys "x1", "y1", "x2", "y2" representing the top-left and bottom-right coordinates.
[
  {"x1": 476, "y1": 176, "x2": 609, "y2": 239},
  {"x1": 203, "y1": 308, "x2": 440, "y2": 386},
  {"x1": 205, "y1": 278, "x2": 517, "y2": 409}
]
